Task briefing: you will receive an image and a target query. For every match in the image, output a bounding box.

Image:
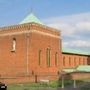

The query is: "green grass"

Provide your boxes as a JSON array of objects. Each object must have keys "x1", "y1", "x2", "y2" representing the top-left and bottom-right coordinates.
[
  {"x1": 7, "y1": 80, "x2": 83, "y2": 90},
  {"x1": 49, "y1": 79, "x2": 74, "y2": 88}
]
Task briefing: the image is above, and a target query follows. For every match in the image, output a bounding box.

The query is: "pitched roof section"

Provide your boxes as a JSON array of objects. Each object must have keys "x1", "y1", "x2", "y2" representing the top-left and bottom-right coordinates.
[
  {"x1": 20, "y1": 13, "x2": 43, "y2": 25},
  {"x1": 62, "y1": 48, "x2": 90, "y2": 55}
]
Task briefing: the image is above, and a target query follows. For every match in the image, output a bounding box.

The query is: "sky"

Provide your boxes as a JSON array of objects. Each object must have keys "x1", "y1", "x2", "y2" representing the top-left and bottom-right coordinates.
[{"x1": 0, "y1": 0, "x2": 90, "y2": 52}]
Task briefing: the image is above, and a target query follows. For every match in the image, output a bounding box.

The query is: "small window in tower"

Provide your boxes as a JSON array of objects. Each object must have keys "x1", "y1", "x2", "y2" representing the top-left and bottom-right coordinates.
[
  {"x1": 46, "y1": 48, "x2": 51, "y2": 67},
  {"x1": 11, "y1": 38, "x2": 16, "y2": 52},
  {"x1": 55, "y1": 52, "x2": 58, "y2": 66},
  {"x1": 63, "y1": 56, "x2": 65, "y2": 66},
  {"x1": 38, "y1": 50, "x2": 42, "y2": 66}
]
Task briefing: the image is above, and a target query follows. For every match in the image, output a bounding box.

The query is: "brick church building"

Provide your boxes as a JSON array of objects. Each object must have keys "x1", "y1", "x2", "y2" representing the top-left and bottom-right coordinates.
[{"x1": 0, "y1": 13, "x2": 90, "y2": 83}]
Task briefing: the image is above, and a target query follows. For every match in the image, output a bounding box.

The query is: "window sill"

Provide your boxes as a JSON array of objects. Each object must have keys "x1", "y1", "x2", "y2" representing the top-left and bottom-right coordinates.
[{"x1": 11, "y1": 50, "x2": 16, "y2": 52}]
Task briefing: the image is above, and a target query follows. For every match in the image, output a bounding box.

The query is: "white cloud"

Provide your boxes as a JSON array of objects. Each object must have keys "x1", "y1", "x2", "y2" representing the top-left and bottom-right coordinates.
[
  {"x1": 76, "y1": 22, "x2": 90, "y2": 31},
  {"x1": 43, "y1": 12, "x2": 90, "y2": 51},
  {"x1": 47, "y1": 23, "x2": 76, "y2": 36},
  {"x1": 63, "y1": 40, "x2": 90, "y2": 48},
  {"x1": 43, "y1": 12, "x2": 90, "y2": 36}
]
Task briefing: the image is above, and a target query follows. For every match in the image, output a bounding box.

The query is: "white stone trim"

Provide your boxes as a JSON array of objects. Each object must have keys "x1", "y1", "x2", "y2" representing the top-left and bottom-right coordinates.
[{"x1": 0, "y1": 30, "x2": 60, "y2": 38}]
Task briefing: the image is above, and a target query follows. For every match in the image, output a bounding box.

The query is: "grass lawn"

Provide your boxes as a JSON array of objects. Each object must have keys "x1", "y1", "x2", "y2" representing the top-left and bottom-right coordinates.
[{"x1": 7, "y1": 79, "x2": 83, "y2": 90}]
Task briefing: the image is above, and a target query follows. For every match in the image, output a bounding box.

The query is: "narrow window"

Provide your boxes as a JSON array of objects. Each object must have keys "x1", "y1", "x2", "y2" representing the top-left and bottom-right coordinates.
[
  {"x1": 38, "y1": 50, "x2": 41, "y2": 65},
  {"x1": 83, "y1": 58, "x2": 85, "y2": 65},
  {"x1": 69, "y1": 57, "x2": 71, "y2": 66},
  {"x1": 63, "y1": 56, "x2": 65, "y2": 66},
  {"x1": 74, "y1": 57, "x2": 76, "y2": 66},
  {"x1": 49, "y1": 49, "x2": 50, "y2": 66},
  {"x1": 79, "y1": 57, "x2": 81, "y2": 65},
  {"x1": 55, "y1": 52, "x2": 58, "y2": 66},
  {"x1": 11, "y1": 38, "x2": 16, "y2": 52},
  {"x1": 46, "y1": 48, "x2": 51, "y2": 67}
]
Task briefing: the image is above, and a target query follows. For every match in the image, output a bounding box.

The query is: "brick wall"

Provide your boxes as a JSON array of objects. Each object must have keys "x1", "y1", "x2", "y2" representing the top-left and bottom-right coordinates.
[{"x1": 62, "y1": 53, "x2": 88, "y2": 68}]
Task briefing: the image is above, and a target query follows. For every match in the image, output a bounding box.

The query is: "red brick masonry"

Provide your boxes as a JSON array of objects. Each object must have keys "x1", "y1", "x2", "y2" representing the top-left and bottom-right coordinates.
[{"x1": 0, "y1": 23, "x2": 89, "y2": 84}]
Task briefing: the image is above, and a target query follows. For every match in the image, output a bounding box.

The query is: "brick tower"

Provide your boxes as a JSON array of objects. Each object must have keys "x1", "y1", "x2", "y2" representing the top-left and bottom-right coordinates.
[{"x1": 0, "y1": 13, "x2": 62, "y2": 83}]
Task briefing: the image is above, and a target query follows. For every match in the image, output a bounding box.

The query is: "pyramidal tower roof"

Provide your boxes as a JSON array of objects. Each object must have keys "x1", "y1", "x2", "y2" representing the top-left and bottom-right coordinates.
[{"x1": 20, "y1": 13, "x2": 43, "y2": 25}]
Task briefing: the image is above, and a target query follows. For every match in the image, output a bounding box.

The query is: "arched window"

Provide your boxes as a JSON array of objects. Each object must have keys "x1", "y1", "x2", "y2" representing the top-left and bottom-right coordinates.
[
  {"x1": 11, "y1": 38, "x2": 16, "y2": 52},
  {"x1": 69, "y1": 57, "x2": 71, "y2": 66},
  {"x1": 74, "y1": 57, "x2": 76, "y2": 66},
  {"x1": 83, "y1": 58, "x2": 85, "y2": 65},
  {"x1": 79, "y1": 57, "x2": 81, "y2": 65},
  {"x1": 55, "y1": 52, "x2": 58, "y2": 66},
  {"x1": 63, "y1": 56, "x2": 65, "y2": 66},
  {"x1": 46, "y1": 48, "x2": 51, "y2": 67},
  {"x1": 38, "y1": 50, "x2": 42, "y2": 65}
]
